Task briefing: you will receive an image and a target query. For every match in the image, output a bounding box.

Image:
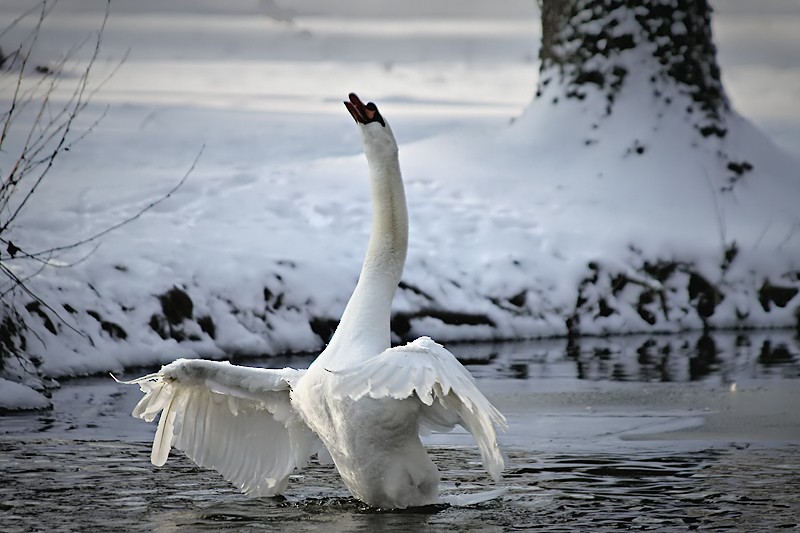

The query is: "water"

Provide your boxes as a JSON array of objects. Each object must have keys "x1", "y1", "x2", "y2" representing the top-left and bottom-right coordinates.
[
  {"x1": 2, "y1": 441, "x2": 798, "y2": 532},
  {"x1": 1, "y1": 330, "x2": 799, "y2": 532}
]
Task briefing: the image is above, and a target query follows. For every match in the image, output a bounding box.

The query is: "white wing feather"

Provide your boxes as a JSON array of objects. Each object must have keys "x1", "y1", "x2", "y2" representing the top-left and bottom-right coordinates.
[
  {"x1": 120, "y1": 359, "x2": 320, "y2": 497},
  {"x1": 331, "y1": 336, "x2": 507, "y2": 480}
]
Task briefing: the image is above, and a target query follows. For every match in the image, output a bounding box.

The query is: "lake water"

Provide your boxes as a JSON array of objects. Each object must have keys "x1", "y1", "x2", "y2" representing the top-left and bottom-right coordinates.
[{"x1": 1, "y1": 330, "x2": 799, "y2": 532}]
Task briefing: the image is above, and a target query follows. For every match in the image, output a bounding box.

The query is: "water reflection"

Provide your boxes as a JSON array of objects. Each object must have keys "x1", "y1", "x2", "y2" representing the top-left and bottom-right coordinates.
[{"x1": 458, "y1": 330, "x2": 800, "y2": 384}]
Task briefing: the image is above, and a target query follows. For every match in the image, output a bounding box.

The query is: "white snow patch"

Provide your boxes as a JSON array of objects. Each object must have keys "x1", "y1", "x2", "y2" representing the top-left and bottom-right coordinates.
[{"x1": 0, "y1": 378, "x2": 50, "y2": 411}]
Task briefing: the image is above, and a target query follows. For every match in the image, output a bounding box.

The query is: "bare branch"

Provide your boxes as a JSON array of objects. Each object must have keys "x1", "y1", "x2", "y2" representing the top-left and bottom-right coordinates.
[
  {"x1": 0, "y1": 255, "x2": 49, "y2": 298},
  {"x1": 0, "y1": 0, "x2": 119, "y2": 339},
  {"x1": 28, "y1": 145, "x2": 204, "y2": 259},
  {"x1": 0, "y1": 262, "x2": 83, "y2": 336},
  {"x1": 0, "y1": 0, "x2": 113, "y2": 234},
  {"x1": 0, "y1": 239, "x2": 101, "y2": 273},
  {"x1": 0, "y1": 143, "x2": 200, "y2": 266},
  {"x1": 0, "y1": 1, "x2": 198, "y2": 354},
  {"x1": 0, "y1": 0, "x2": 56, "y2": 41},
  {"x1": 0, "y1": 2, "x2": 49, "y2": 148}
]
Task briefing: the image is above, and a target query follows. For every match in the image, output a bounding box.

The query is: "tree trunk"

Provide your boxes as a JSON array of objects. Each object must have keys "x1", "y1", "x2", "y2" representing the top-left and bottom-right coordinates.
[
  {"x1": 509, "y1": 0, "x2": 800, "y2": 334},
  {"x1": 535, "y1": 0, "x2": 729, "y2": 139}
]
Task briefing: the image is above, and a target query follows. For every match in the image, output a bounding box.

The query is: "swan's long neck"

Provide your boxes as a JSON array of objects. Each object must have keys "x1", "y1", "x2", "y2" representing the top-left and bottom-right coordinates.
[{"x1": 324, "y1": 132, "x2": 408, "y2": 363}]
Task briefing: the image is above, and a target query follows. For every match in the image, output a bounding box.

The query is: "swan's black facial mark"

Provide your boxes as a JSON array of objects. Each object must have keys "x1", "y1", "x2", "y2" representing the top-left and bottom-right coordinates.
[{"x1": 344, "y1": 93, "x2": 386, "y2": 127}]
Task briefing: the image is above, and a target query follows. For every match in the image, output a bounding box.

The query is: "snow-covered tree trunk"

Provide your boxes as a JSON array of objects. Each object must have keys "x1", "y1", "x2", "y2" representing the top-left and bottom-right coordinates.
[
  {"x1": 537, "y1": 0, "x2": 730, "y2": 139},
  {"x1": 510, "y1": 0, "x2": 800, "y2": 335}
]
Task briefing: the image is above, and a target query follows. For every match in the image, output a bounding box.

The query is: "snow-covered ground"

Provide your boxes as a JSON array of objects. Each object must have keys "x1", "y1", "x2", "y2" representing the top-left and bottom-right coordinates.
[{"x1": 0, "y1": 0, "x2": 798, "y2": 408}]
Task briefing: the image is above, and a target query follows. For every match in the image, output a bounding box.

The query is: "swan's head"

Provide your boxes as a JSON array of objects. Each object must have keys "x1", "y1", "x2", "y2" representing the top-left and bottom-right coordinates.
[{"x1": 344, "y1": 93, "x2": 398, "y2": 157}]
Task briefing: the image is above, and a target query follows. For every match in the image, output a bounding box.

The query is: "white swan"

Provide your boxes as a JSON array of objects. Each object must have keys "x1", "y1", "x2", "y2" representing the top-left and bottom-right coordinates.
[{"x1": 120, "y1": 93, "x2": 506, "y2": 509}]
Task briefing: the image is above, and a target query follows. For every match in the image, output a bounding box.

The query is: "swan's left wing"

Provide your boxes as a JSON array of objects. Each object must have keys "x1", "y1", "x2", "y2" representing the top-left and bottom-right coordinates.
[
  {"x1": 331, "y1": 337, "x2": 507, "y2": 480},
  {"x1": 118, "y1": 359, "x2": 321, "y2": 497}
]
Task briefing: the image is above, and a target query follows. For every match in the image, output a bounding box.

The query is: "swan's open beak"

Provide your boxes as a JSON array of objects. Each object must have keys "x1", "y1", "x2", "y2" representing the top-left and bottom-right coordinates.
[{"x1": 344, "y1": 93, "x2": 386, "y2": 127}]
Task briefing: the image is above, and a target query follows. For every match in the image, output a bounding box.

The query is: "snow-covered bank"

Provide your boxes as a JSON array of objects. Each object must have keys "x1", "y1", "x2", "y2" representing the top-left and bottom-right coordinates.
[
  {"x1": 0, "y1": 0, "x2": 799, "y2": 408},
  {"x1": 0, "y1": 377, "x2": 50, "y2": 411}
]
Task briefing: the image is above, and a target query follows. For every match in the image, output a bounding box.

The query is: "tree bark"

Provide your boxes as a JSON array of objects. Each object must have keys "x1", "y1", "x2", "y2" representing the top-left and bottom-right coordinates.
[{"x1": 536, "y1": 0, "x2": 729, "y2": 138}]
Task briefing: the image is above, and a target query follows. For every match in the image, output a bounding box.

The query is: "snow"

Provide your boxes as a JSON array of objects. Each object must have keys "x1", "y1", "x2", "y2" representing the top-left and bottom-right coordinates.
[
  {"x1": 0, "y1": 378, "x2": 50, "y2": 411},
  {"x1": 0, "y1": 0, "x2": 799, "y2": 409}
]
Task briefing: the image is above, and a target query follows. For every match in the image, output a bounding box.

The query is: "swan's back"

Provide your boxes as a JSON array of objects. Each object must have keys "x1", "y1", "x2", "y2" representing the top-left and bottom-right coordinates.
[{"x1": 293, "y1": 372, "x2": 440, "y2": 508}]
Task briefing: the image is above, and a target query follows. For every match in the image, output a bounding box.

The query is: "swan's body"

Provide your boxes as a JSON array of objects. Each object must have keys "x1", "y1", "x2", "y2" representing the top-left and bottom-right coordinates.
[{"x1": 121, "y1": 94, "x2": 506, "y2": 509}]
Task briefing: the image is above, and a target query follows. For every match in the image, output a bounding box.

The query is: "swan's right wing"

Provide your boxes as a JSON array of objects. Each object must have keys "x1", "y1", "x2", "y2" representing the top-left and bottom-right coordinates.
[
  {"x1": 118, "y1": 359, "x2": 321, "y2": 497},
  {"x1": 331, "y1": 337, "x2": 507, "y2": 480}
]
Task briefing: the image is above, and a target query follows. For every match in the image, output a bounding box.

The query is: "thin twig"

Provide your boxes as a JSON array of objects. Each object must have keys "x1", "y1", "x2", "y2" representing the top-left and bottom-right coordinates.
[
  {"x1": 0, "y1": 2, "x2": 48, "y2": 148},
  {"x1": 0, "y1": 0, "x2": 55, "y2": 41},
  {"x1": 0, "y1": 262, "x2": 83, "y2": 336},
  {"x1": 0, "y1": 256, "x2": 49, "y2": 298},
  {"x1": 0, "y1": 239, "x2": 101, "y2": 271},
  {"x1": 0, "y1": 25, "x2": 106, "y2": 234},
  {"x1": 28, "y1": 145, "x2": 204, "y2": 258},
  {"x1": 0, "y1": 0, "x2": 119, "y2": 339},
  {"x1": 701, "y1": 167, "x2": 728, "y2": 252}
]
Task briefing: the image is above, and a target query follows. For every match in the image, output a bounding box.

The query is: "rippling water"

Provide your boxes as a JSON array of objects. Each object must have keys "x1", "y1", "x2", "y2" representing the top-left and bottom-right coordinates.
[
  {"x1": 1, "y1": 441, "x2": 798, "y2": 532},
  {"x1": 1, "y1": 331, "x2": 799, "y2": 532}
]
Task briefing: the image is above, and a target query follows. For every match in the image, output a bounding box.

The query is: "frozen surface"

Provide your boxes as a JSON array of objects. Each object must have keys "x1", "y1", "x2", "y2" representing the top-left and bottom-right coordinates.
[{"x1": 0, "y1": 0, "x2": 799, "y2": 407}]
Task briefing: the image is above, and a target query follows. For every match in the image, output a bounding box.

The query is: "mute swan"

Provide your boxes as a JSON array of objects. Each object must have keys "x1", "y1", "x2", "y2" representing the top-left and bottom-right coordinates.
[{"x1": 119, "y1": 93, "x2": 506, "y2": 509}]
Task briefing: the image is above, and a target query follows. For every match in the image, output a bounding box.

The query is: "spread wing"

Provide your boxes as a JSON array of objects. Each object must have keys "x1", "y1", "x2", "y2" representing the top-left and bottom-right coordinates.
[
  {"x1": 118, "y1": 358, "x2": 322, "y2": 497},
  {"x1": 330, "y1": 336, "x2": 507, "y2": 480}
]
